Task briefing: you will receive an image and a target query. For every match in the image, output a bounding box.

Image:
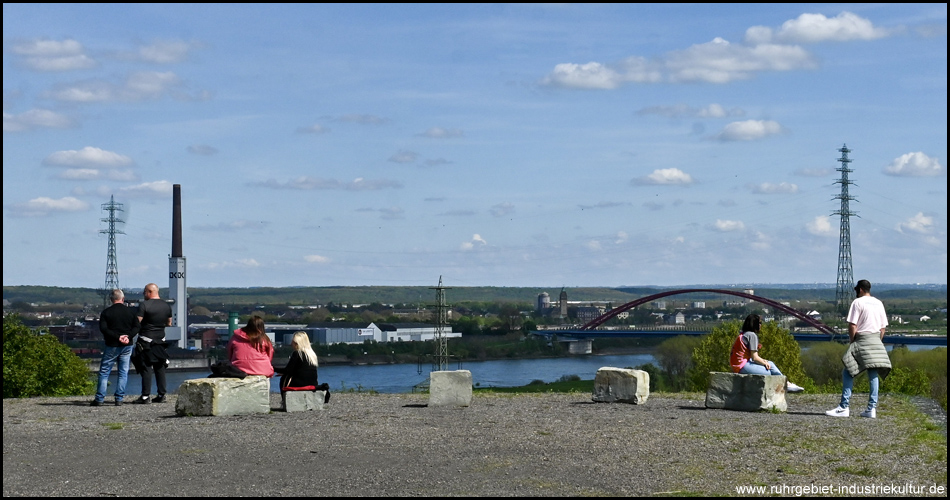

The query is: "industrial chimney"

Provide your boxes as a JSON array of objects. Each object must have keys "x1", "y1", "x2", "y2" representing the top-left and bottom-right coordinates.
[{"x1": 167, "y1": 184, "x2": 188, "y2": 349}]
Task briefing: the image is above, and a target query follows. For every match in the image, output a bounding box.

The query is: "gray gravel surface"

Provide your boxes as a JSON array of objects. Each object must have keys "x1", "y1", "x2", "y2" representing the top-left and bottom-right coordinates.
[{"x1": 3, "y1": 392, "x2": 946, "y2": 497}]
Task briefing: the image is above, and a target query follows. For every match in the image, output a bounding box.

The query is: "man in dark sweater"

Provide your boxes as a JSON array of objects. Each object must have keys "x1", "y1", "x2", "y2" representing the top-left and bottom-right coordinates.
[
  {"x1": 133, "y1": 283, "x2": 173, "y2": 404},
  {"x1": 92, "y1": 289, "x2": 140, "y2": 406}
]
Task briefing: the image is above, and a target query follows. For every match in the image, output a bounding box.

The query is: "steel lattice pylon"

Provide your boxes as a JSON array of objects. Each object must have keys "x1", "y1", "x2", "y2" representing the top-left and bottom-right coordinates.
[
  {"x1": 430, "y1": 276, "x2": 451, "y2": 372},
  {"x1": 832, "y1": 144, "x2": 857, "y2": 314},
  {"x1": 100, "y1": 195, "x2": 125, "y2": 305}
]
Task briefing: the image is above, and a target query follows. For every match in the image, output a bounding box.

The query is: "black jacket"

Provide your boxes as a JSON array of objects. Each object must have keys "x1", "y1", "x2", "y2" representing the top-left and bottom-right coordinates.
[{"x1": 99, "y1": 303, "x2": 140, "y2": 347}]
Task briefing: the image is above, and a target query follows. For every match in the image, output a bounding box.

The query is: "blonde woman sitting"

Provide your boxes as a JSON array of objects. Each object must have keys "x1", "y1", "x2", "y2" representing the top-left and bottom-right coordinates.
[{"x1": 276, "y1": 331, "x2": 330, "y2": 403}]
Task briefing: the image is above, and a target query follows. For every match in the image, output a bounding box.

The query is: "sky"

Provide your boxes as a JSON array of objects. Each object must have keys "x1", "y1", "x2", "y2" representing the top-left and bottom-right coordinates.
[{"x1": 3, "y1": 4, "x2": 947, "y2": 290}]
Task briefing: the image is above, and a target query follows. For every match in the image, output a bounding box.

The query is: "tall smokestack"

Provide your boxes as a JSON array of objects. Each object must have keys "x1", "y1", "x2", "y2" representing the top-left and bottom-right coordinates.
[
  {"x1": 172, "y1": 184, "x2": 183, "y2": 258},
  {"x1": 168, "y1": 184, "x2": 187, "y2": 349}
]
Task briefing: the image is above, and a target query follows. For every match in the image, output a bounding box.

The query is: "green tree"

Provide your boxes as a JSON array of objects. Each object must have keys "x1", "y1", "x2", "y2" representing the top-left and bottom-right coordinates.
[
  {"x1": 3, "y1": 315, "x2": 94, "y2": 398},
  {"x1": 654, "y1": 335, "x2": 703, "y2": 391},
  {"x1": 688, "y1": 319, "x2": 811, "y2": 392}
]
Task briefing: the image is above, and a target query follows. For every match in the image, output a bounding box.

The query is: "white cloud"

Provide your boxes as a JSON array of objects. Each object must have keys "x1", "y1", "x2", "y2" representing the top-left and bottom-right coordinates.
[
  {"x1": 3, "y1": 109, "x2": 76, "y2": 132},
  {"x1": 258, "y1": 176, "x2": 402, "y2": 191},
  {"x1": 751, "y1": 182, "x2": 799, "y2": 194},
  {"x1": 388, "y1": 150, "x2": 419, "y2": 164},
  {"x1": 8, "y1": 196, "x2": 90, "y2": 217},
  {"x1": 795, "y1": 167, "x2": 832, "y2": 177},
  {"x1": 637, "y1": 103, "x2": 745, "y2": 118},
  {"x1": 193, "y1": 220, "x2": 269, "y2": 232},
  {"x1": 43, "y1": 147, "x2": 134, "y2": 168},
  {"x1": 296, "y1": 124, "x2": 330, "y2": 134},
  {"x1": 665, "y1": 38, "x2": 816, "y2": 83},
  {"x1": 138, "y1": 39, "x2": 196, "y2": 64},
  {"x1": 586, "y1": 240, "x2": 602, "y2": 251},
  {"x1": 304, "y1": 254, "x2": 330, "y2": 263},
  {"x1": 490, "y1": 202, "x2": 515, "y2": 217},
  {"x1": 632, "y1": 168, "x2": 694, "y2": 186},
  {"x1": 713, "y1": 219, "x2": 745, "y2": 232},
  {"x1": 460, "y1": 234, "x2": 487, "y2": 250},
  {"x1": 204, "y1": 259, "x2": 262, "y2": 270},
  {"x1": 716, "y1": 120, "x2": 785, "y2": 141},
  {"x1": 897, "y1": 212, "x2": 935, "y2": 234},
  {"x1": 806, "y1": 216, "x2": 834, "y2": 236},
  {"x1": 540, "y1": 62, "x2": 624, "y2": 90},
  {"x1": 774, "y1": 12, "x2": 891, "y2": 43},
  {"x1": 44, "y1": 71, "x2": 203, "y2": 102},
  {"x1": 418, "y1": 127, "x2": 463, "y2": 138},
  {"x1": 615, "y1": 231, "x2": 628, "y2": 244},
  {"x1": 118, "y1": 180, "x2": 174, "y2": 197},
  {"x1": 11, "y1": 38, "x2": 97, "y2": 71},
  {"x1": 883, "y1": 152, "x2": 943, "y2": 177}
]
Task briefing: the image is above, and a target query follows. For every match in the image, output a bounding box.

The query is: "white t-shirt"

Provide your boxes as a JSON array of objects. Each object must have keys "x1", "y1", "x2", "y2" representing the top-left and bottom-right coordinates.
[{"x1": 846, "y1": 295, "x2": 888, "y2": 334}]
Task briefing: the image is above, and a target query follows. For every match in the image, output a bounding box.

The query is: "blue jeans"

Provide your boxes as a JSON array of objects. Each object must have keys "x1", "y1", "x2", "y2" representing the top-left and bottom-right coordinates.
[
  {"x1": 94, "y1": 345, "x2": 134, "y2": 402},
  {"x1": 839, "y1": 368, "x2": 879, "y2": 410},
  {"x1": 739, "y1": 361, "x2": 783, "y2": 376}
]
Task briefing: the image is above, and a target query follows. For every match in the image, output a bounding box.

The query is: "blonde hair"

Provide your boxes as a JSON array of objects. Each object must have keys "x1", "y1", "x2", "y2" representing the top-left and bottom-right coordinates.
[{"x1": 291, "y1": 331, "x2": 318, "y2": 366}]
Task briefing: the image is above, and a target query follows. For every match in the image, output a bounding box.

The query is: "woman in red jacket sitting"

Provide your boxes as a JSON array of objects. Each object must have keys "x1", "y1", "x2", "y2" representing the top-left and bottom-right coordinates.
[{"x1": 227, "y1": 316, "x2": 274, "y2": 377}]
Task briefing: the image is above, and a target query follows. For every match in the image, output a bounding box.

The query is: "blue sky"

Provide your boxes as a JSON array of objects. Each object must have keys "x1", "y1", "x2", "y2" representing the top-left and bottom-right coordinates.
[{"x1": 3, "y1": 3, "x2": 946, "y2": 289}]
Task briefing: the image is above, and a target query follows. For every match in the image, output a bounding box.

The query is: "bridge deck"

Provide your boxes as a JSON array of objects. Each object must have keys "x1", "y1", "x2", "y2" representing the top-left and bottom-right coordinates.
[{"x1": 532, "y1": 330, "x2": 946, "y2": 346}]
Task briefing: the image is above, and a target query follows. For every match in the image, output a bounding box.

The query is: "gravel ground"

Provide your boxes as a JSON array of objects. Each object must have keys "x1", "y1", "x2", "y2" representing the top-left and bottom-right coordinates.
[{"x1": 3, "y1": 392, "x2": 946, "y2": 497}]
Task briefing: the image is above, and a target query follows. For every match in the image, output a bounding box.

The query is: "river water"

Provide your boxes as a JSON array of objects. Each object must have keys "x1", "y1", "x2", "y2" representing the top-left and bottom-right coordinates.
[
  {"x1": 110, "y1": 343, "x2": 942, "y2": 397},
  {"x1": 114, "y1": 353, "x2": 658, "y2": 396}
]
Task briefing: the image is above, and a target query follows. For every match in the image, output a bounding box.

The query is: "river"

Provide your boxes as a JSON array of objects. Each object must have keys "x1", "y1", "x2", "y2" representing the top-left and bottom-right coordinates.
[
  {"x1": 109, "y1": 343, "x2": 942, "y2": 397},
  {"x1": 114, "y1": 353, "x2": 658, "y2": 396}
]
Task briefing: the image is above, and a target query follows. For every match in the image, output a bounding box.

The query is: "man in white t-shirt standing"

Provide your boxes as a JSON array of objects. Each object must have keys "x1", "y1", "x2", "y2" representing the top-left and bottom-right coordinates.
[{"x1": 826, "y1": 279, "x2": 892, "y2": 419}]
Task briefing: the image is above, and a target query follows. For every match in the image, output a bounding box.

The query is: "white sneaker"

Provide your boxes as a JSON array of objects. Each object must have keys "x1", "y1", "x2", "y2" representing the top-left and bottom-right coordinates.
[
  {"x1": 859, "y1": 408, "x2": 876, "y2": 419},
  {"x1": 825, "y1": 406, "x2": 849, "y2": 417},
  {"x1": 786, "y1": 381, "x2": 805, "y2": 393}
]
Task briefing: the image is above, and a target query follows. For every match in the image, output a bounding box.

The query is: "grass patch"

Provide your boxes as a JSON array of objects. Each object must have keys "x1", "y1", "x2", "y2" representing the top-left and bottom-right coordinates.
[
  {"x1": 101, "y1": 422, "x2": 124, "y2": 430},
  {"x1": 834, "y1": 465, "x2": 876, "y2": 477}
]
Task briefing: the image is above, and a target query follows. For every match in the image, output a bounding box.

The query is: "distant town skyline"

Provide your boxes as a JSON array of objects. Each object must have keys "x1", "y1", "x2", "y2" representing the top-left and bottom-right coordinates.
[{"x1": 3, "y1": 4, "x2": 946, "y2": 288}]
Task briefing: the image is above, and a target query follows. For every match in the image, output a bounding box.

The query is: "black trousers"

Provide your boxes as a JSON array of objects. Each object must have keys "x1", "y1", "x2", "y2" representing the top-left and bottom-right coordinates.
[{"x1": 139, "y1": 361, "x2": 167, "y2": 397}]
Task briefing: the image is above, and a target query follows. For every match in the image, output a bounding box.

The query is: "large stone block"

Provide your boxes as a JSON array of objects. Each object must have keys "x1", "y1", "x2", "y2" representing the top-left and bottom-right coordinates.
[
  {"x1": 175, "y1": 376, "x2": 271, "y2": 416},
  {"x1": 705, "y1": 372, "x2": 787, "y2": 412},
  {"x1": 282, "y1": 391, "x2": 326, "y2": 412},
  {"x1": 428, "y1": 370, "x2": 473, "y2": 407},
  {"x1": 592, "y1": 367, "x2": 650, "y2": 404}
]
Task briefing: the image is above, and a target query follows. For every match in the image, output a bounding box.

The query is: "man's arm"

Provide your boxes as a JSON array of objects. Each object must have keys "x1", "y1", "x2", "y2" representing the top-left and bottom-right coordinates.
[
  {"x1": 879, "y1": 327, "x2": 886, "y2": 341},
  {"x1": 848, "y1": 323, "x2": 857, "y2": 343}
]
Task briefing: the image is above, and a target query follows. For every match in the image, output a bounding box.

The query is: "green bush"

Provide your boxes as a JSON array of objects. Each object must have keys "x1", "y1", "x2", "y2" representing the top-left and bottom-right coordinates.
[
  {"x1": 801, "y1": 342, "x2": 848, "y2": 386},
  {"x1": 688, "y1": 320, "x2": 811, "y2": 392},
  {"x1": 3, "y1": 315, "x2": 94, "y2": 398}
]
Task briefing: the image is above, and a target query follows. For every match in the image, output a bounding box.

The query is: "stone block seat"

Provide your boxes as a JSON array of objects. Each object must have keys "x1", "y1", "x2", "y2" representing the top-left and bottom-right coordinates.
[
  {"x1": 280, "y1": 386, "x2": 326, "y2": 412},
  {"x1": 175, "y1": 375, "x2": 270, "y2": 416},
  {"x1": 705, "y1": 372, "x2": 787, "y2": 412},
  {"x1": 428, "y1": 370, "x2": 473, "y2": 407},
  {"x1": 591, "y1": 367, "x2": 650, "y2": 404}
]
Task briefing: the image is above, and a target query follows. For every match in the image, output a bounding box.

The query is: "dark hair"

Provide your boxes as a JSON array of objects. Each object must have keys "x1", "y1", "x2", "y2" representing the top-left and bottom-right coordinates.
[
  {"x1": 741, "y1": 314, "x2": 761, "y2": 333},
  {"x1": 243, "y1": 315, "x2": 272, "y2": 351},
  {"x1": 854, "y1": 279, "x2": 871, "y2": 293}
]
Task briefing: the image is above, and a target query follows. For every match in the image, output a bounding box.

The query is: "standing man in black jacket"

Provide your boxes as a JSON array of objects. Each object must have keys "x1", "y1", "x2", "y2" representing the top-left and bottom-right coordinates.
[
  {"x1": 92, "y1": 289, "x2": 139, "y2": 406},
  {"x1": 133, "y1": 283, "x2": 172, "y2": 404}
]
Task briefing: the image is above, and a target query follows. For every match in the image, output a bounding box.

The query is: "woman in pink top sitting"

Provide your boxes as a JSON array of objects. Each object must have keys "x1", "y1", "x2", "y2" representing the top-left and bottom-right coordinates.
[{"x1": 227, "y1": 316, "x2": 274, "y2": 377}]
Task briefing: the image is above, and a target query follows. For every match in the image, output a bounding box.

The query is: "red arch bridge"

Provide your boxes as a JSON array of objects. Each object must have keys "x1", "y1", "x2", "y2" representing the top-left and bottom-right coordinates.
[{"x1": 530, "y1": 289, "x2": 946, "y2": 347}]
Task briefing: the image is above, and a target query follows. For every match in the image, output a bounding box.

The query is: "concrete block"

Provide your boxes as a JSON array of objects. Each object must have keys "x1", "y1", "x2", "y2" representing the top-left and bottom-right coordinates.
[
  {"x1": 428, "y1": 370, "x2": 472, "y2": 407},
  {"x1": 175, "y1": 376, "x2": 270, "y2": 416},
  {"x1": 282, "y1": 391, "x2": 326, "y2": 412},
  {"x1": 592, "y1": 367, "x2": 650, "y2": 404},
  {"x1": 705, "y1": 372, "x2": 787, "y2": 412}
]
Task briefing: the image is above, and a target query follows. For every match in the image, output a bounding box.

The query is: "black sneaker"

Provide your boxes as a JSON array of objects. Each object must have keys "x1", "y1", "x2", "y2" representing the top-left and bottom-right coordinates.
[
  {"x1": 134, "y1": 396, "x2": 150, "y2": 404},
  {"x1": 114, "y1": 400, "x2": 123, "y2": 407},
  {"x1": 152, "y1": 395, "x2": 166, "y2": 404},
  {"x1": 90, "y1": 400, "x2": 103, "y2": 407}
]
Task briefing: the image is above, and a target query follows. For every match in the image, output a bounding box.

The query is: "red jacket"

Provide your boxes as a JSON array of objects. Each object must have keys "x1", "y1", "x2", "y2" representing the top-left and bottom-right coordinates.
[{"x1": 227, "y1": 328, "x2": 274, "y2": 377}]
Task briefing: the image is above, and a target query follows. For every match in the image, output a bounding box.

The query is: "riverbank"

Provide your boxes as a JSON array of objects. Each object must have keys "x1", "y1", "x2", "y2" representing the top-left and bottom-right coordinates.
[{"x1": 3, "y1": 392, "x2": 945, "y2": 496}]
